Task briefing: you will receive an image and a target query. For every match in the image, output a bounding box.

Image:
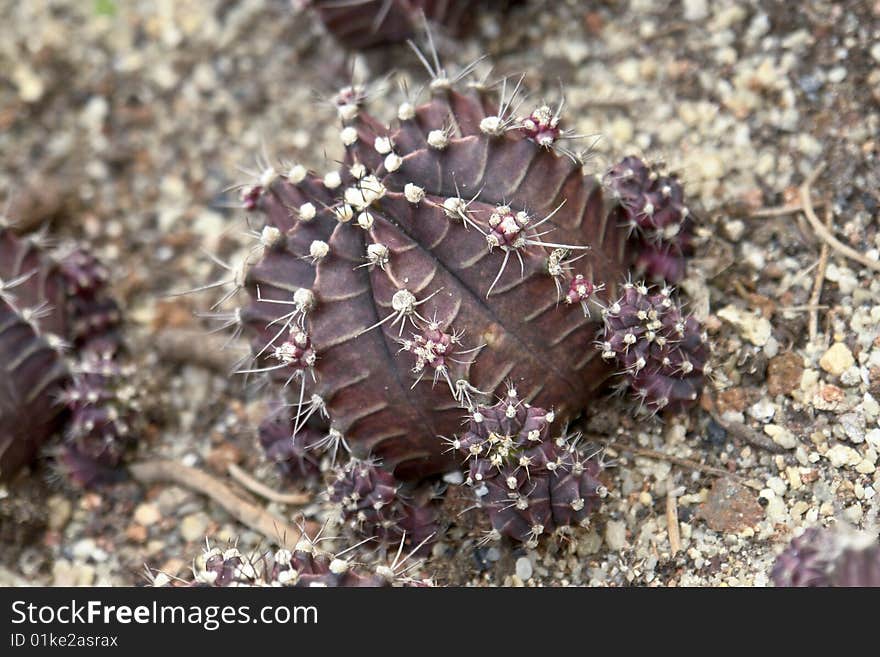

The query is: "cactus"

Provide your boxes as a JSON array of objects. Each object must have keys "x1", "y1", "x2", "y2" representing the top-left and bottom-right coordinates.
[
  {"x1": 605, "y1": 156, "x2": 695, "y2": 284},
  {"x1": 201, "y1": 45, "x2": 706, "y2": 551},
  {"x1": 597, "y1": 281, "x2": 708, "y2": 414},
  {"x1": 0, "y1": 225, "x2": 133, "y2": 484},
  {"x1": 450, "y1": 387, "x2": 606, "y2": 546},
  {"x1": 155, "y1": 537, "x2": 432, "y2": 587},
  {"x1": 325, "y1": 455, "x2": 438, "y2": 549},
  {"x1": 771, "y1": 526, "x2": 880, "y2": 587},
  {"x1": 304, "y1": 0, "x2": 473, "y2": 50}
]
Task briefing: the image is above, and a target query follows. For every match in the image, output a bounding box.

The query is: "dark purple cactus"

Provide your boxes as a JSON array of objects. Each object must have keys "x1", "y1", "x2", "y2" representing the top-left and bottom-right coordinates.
[
  {"x1": 598, "y1": 281, "x2": 708, "y2": 414},
  {"x1": 304, "y1": 0, "x2": 472, "y2": 50},
  {"x1": 771, "y1": 526, "x2": 880, "y2": 587},
  {"x1": 258, "y1": 400, "x2": 324, "y2": 481},
  {"x1": 325, "y1": 455, "x2": 437, "y2": 549},
  {"x1": 451, "y1": 387, "x2": 606, "y2": 546},
  {"x1": 56, "y1": 345, "x2": 139, "y2": 487},
  {"x1": 161, "y1": 539, "x2": 431, "y2": 587},
  {"x1": 236, "y1": 73, "x2": 640, "y2": 482},
  {"x1": 202, "y1": 50, "x2": 705, "y2": 552},
  {"x1": 605, "y1": 156, "x2": 694, "y2": 284},
  {"x1": 0, "y1": 225, "x2": 133, "y2": 484}
]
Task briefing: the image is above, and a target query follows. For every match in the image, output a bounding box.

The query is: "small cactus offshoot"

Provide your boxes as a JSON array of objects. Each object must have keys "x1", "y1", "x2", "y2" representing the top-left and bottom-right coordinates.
[
  {"x1": 598, "y1": 281, "x2": 708, "y2": 414},
  {"x1": 155, "y1": 536, "x2": 432, "y2": 587},
  {"x1": 449, "y1": 387, "x2": 605, "y2": 546},
  {"x1": 771, "y1": 526, "x2": 880, "y2": 587},
  {"x1": 325, "y1": 455, "x2": 437, "y2": 549},
  {"x1": 0, "y1": 225, "x2": 134, "y2": 485}
]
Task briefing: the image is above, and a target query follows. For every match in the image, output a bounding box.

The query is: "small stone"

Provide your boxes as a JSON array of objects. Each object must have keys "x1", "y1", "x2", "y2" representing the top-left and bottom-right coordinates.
[
  {"x1": 126, "y1": 524, "x2": 148, "y2": 543},
  {"x1": 717, "y1": 305, "x2": 772, "y2": 346},
  {"x1": 766, "y1": 352, "x2": 804, "y2": 396},
  {"x1": 683, "y1": 0, "x2": 709, "y2": 21},
  {"x1": 180, "y1": 512, "x2": 211, "y2": 543},
  {"x1": 819, "y1": 343, "x2": 854, "y2": 376},
  {"x1": 866, "y1": 429, "x2": 880, "y2": 451},
  {"x1": 748, "y1": 398, "x2": 776, "y2": 423},
  {"x1": 515, "y1": 557, "x2": 533, "y2": 581},
  {"x1": 855, "y1": 459, "x2": 876, "y2": 474},
  {"x1": 825, "y1": 444, "x2": 861, "y2": 468},
  {"x1": 71, "y1": 538, "x2": 98, "y2": 560},
  {"x1": 698, "y1": 479, "x2": 763, "y2": 532},
  {"x1": 133, "y1": 503, "x2": 161, "y2": 527},
  {"x1": 46, "y1": 496, "x2": 72, "y2": 531},
  {"x1": 723, "y1": 219, "x2": 745, "y2": 241},
  {"x1": 604, "y1": 520, "x2": 627, "y2": 550},
  {"x1": 839, "y1": 412, "x2": 865, "y2": 444}
]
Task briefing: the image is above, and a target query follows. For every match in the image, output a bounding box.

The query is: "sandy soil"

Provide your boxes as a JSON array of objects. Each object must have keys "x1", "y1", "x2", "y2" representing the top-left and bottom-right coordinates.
[{"x1": 1, "y1": 0, "x2": 878, "y2": 586}]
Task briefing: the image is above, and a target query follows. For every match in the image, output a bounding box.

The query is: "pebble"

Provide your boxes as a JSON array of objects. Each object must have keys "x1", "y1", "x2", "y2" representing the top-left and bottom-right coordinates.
[
  {"x1": 820, "y1": 343, "x2": 855, "y2": 376},
  {"x1": 180, "y1": 512, "x2": 211, "y2": 542},
  {"x1": 717, "y1": 305, "x2": 772, "y2": 346},
  {"x1": 825, "y1": 444, "x2": 861, "y2": 468},
  {"x1": 134, "y1": 503, "x2": 162, "y2": 526},
  {"x1": 604, "y1": 520, "x2": 627, "y2": 550},
  {"x1": 47, "y1": 496, "x2": 72, "y2": 531},
  {"x1": 515, "y1": 557, "x2": 533, "y2": 581},
  {"x1": 838, "y1": 412, "x2": 865, "y2": 443},
  {"x1": 748, "y1": 398, "x2": 776, "y2": 423}
]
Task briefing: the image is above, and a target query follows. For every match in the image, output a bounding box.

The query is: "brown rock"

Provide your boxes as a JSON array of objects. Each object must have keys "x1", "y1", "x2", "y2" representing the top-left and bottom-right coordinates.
[
  {"x1": 715, "y1": 387, "x2": 760, "y2": 414},
  {"x1": 766, "y1": 352, "x2": 804, "y2": 397},
  {"x1": 126, "y1": 524, "x2": 148, "y2": 543},
  {"x1": 698, "y1": 478, "x2": 763, "y2": 533}
]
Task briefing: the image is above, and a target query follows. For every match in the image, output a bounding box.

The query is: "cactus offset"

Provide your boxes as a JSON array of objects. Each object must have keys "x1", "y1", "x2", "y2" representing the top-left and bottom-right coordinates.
[
  {"x1": 771, "y1": 526, "x2": 880, "y2": 587},
  {"x1": 156, "y1": 537, "x2": 432, "y2": 587},
  {"x1": 598, "y1": 281, "x2": 708, "y2": 414},
  {"x1": 0, "y1": 225, "x2": 134, "y2": 484},
  {"x1": 451, "y1": 387, "x2": 606, "y2": 546}
]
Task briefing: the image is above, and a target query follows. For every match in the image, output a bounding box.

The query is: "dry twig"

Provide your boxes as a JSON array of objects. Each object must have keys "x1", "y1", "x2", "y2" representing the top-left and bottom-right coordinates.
[
  {"x1": 666, "y1": 494, "x2": 681, "y2": 555},
  {"x1": 800, "y1": 164, "x2": 880, "y2": 273},
  {"x1": 227, "y1": 463, "x2": 311, "y2": 506},
  {"x1": 808, "y1": 204, "x2": 832, "y2": 341},
  {"x1": 129, "y1": 459, "x2": 318, "y2": 548}
]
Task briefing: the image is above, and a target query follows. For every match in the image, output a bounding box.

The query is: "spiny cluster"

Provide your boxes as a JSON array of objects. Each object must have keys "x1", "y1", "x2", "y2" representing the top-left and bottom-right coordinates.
[
  {"x1": 157, "y1": 538, "x2": 432, "y2": 587},
  {"x1": 771, "y1": 526, "x2": 880, "y2": 587},
  {"x1": 0, "y1": 226, "x2": 133, "y2": 485},
  {"x1": 598, "y1": 281, "x2": 708, "y2": 414},
  {"x1": 605, "y1": 156, "x2": 694, "y2": 284},
  {"x1": 258, "y1": 401, "x2": 324, "y2": 482},
  {"x1": 325, "y1": 456, "x2": 437, "y2": 550},
  {"x1": 229, "y1": 58, "x2": 637, "y2": 483},
  {"x1": 449, "y1": 388, "x2": 606, "y2": 547},
  {"x1": 57, "y1": 345, "x2": 139, "y2": 487}
]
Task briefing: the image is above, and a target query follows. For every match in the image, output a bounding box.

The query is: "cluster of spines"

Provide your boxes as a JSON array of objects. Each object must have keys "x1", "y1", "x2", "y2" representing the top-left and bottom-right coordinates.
[
  {"x1": 448, "y1": 387, "x2": 606, "y2": 547},
  {"x1": 325, "y1": 456, "x2": 437, "y2": 550},
  {"x1": 605, "y1": 156, "x2": 694, "y2": 284},
  {"x1": 771, "y1": 526, "x2": 880, "y2": 587},
  {"x1": 0, "y1": 226, "x2": 134, "y2": 485},
  {"x1": 597, "y1": 281, "x2": 708, "y2": 414},
  {"x1": 257, "y1": 401, "x2": 324, "y2": 482},
  {"x1": 155, "y1": 537, "x2": 432, "y2": 587},
  {"x1": 56, "y1": 344, "x2": 139, "y2": 487}
]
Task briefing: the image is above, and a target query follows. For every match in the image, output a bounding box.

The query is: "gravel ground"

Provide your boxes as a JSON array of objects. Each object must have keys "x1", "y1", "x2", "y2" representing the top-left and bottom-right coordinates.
[{"x1": 1, "y1": 0, "x2": 878, "y2": 587}]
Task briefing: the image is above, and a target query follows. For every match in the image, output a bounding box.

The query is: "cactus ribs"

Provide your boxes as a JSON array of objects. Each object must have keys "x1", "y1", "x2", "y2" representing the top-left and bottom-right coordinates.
[{"x1": 209, "y1": 47, "x2": 706, "y2": 546}]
